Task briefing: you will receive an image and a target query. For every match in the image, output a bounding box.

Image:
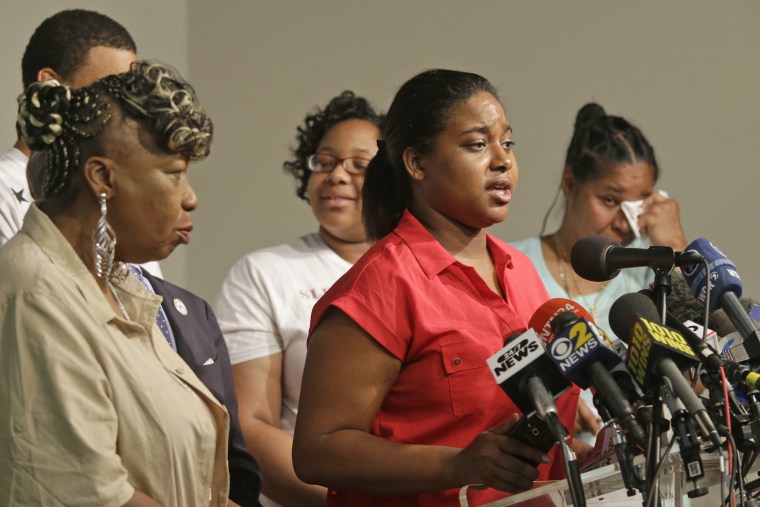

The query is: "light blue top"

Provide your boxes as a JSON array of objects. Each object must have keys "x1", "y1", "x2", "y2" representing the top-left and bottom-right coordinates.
[
  {"x1": 509, "y1": 236, "x2": 652, "y2": 340},
  {"x1": 510, "y1": 236, "x2": 654, "y2": 441}
]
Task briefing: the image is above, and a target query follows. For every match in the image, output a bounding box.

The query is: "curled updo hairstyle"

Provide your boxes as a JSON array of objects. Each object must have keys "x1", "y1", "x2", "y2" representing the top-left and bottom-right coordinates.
[
  {"x1": 17, "y1": 60, "x2": 213, "y2": 202},
  {"x1": 362, "y1": 69, "x2": 499, "y2": 240},
  {"x1": 565, "y1": 102, "x2": 658, "y2": 183},
  {"x1": 283, "y1": 91, "x2": 384, "y2": 202}
]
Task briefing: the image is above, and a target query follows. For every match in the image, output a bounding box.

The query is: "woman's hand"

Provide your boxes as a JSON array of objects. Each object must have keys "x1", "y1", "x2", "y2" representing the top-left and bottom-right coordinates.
[
  {"x1": 639, "y1": 192, "x2": 687, "y2": 250},
  {"x1": 574, "y1": 397, "x2": 602, "y2": 435},
  {"x1": 450, "y1": 414, "x2": 550, "y2": 493}
]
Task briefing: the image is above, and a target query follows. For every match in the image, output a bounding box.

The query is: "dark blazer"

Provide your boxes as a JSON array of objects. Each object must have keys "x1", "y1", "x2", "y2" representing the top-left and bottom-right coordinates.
[{"x1": 142, "y1": 269, "x2": 263, "y2": 507}]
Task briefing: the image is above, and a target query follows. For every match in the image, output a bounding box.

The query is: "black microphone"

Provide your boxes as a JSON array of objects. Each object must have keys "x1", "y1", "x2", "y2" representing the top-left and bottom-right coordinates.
[
  {"x1": 570, "y1": 235, "x2": 705, "y2": 282},
  {"x1": 545, "y1": 311, "x2": 647, "y2": 446},
  {"x1": 487, "y1": 328, "x2": 572, "y2": 443},
  {"x1": 609, "y1": 292, "x2": 722, "y2": 449},
  {"x1": 681, "y1": 238, "x2": 760, "y2": 363},
  {"x1": 640, "y1": 287, "x2": 723, "y2": 373}
]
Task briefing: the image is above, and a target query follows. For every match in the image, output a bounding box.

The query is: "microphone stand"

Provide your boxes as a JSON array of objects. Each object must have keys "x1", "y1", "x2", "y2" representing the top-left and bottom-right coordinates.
[
  {"x1": 650, "y1": 265, "x2": 674, "y2": 323},
  {"x1": 559, "y1": 435, "x2": 586, "y2": 507},
  {"x1": 595, "y1": 402, "x2": 643, "y2": 497},
  {"x1": 662, "y1": 377, "x2": 709, "y2": 499},
  {"x1": 644, "y1": 267, "x2": 672, "y2": 507},
  {"x1": 544, "y1": 413, "x2": 587, "y2": 507},
  {"x1": 645, "y1": 394, "x2": 665, "y2": 507},
  {"x1": 611, "y1": 420, "x2": 641, "y2": 498}
]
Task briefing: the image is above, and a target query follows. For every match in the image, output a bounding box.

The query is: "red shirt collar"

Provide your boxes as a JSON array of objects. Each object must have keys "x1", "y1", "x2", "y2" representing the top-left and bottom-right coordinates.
[{"x1": 393, "y1": 210, "x2": 514, "y2": 279}]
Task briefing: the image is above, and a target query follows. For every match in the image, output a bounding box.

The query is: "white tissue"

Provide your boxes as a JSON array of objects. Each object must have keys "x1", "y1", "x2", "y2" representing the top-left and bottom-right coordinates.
[{"x1": 620, "y1": 190, "x2": 668, "y2": 245}]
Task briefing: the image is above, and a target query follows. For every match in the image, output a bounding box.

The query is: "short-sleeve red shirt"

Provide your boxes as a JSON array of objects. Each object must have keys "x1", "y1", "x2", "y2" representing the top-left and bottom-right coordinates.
[{"x1": 309, "y1": 211, "x2": 580, "y2": 506}]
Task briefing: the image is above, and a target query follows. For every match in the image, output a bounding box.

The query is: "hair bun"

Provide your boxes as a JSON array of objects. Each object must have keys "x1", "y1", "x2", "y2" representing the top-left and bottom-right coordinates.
[
  {"x1": 16, "y1": 80, "x2": 72, "y2": 148},
  {"x1": 574, "y1": 102, "x2": 606, "y2": 131}
]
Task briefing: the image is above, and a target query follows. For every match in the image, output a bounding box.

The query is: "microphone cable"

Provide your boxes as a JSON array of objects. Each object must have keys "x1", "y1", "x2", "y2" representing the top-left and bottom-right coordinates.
[
  {"x1": 644, "y1": 428, "x2": 677, "y2": 507},
  {"x1": 721, "y1": 430, "x2": 745, "y2": 507},
  {"x1": 721, "y1": 365, "x2": 736, "y2": 507},
  {"x1": 689, "y1": 257, "x2": 712, "y2": 389}
]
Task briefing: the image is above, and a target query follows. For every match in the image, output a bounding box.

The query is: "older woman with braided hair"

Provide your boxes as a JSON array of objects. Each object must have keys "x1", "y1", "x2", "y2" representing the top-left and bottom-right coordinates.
[{"x1": 0, "y1": 62, "x2": 228, "y2": 507}]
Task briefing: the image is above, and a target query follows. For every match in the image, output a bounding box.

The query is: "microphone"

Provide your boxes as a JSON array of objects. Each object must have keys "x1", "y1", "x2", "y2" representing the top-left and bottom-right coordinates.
[
  {"x1": 546, "y1": 311, "x2": 647, "y2": 446},
  {"x1": 529, "y1": 299, "x2": 643, "y2": 404},
  {"x1": 487, "y1": 328, "x2": 571, "y2": 442},
  {"x1": 528, "y1": 297, "x2": 596, "y2": 344},
  {"x1": 640, "y1": 287, "x2": 723, "y2": 373},
  {"x1": 609, "y1": 292, "x2": 722, "y2": 449},
  {"x1": 570, "y1": 235, "x2": 705, "y2": 282},
  {"x1": 681, "y1": 238, "x2": 760, "y2": 362}
]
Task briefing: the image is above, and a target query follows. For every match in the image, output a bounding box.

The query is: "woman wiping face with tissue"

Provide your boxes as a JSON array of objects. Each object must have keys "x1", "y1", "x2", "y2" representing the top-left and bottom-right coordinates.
[{"x1": 509, "y1": 102, "x2": 688, "y2": 439}]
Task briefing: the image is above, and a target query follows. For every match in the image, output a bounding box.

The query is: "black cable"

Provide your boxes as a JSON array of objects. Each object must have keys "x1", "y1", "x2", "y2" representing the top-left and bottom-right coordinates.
[
  {"x1": 726, "y1": 432, "x2": 747, "y2": 507},
  {"x1": 741, "y1": 449, "x2": 756, "y2": 484},
  {"x1": 723, "y1": 430, "x2": 741, "y2": 507},
  {"x1": 691, "y1": 258, "x2": 712, "y2": 389},
  {"x1": 702, "y1": 259, "x2": 720, "y2": 340},
  {"x1": 645, "y1": 431, "x2": 678, "y2": 507},
  {"x1": 702, "y1": 257, "x2": 711, "y2": 340}
]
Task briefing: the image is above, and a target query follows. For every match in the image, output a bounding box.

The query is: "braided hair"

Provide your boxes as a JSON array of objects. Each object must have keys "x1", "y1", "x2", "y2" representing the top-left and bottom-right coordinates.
[
  {"x1": 17, "y1": 61, "x2": 213, "y2": 202},
  {"x1": 539, "y1": 103, "x2": 658, "y2": 235},
  {"x1": 565, "y1": 102, "x2": 658, "y2": 183}
]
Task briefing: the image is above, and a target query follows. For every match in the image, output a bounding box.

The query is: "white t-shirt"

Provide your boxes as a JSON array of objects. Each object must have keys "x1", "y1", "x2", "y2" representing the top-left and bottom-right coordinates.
[
  {"x1": 214, "y1": 233, "x2": 352, "y2": 434},
  {"x1": 0, "y1": 147, "x2": 31, "y2": 246}
]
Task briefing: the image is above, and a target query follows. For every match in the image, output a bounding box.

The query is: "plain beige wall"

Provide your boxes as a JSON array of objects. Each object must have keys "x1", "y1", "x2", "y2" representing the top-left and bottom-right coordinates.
[
  {"x1": 186, "y1": 0, "x2": 760, "y2": 305},
  {"x1": 2, "y1": 2, "x2": 759, "y2": 310}
]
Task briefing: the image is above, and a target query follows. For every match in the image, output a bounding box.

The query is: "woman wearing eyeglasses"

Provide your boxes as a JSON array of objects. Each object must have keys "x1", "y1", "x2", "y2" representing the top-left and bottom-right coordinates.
[{"x1": 214, "y1": 91, "x2": 383, "y2": 507}]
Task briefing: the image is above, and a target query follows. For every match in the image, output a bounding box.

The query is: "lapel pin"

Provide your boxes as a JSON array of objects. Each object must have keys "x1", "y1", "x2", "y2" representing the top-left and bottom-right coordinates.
[{"x1": 173, "y1": 298, "x2": 188, "y2": 316}]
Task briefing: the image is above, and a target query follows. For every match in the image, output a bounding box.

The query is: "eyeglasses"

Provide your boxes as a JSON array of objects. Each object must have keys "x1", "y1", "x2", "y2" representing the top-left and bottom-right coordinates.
[{"x1": 307, "y1": 153, "x2": 372, "y2": 176}]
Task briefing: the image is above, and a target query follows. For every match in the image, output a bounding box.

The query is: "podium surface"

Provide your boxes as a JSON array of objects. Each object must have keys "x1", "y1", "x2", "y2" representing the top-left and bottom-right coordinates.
[{"x1": 459, "y1": 450, "x2": 750, "y2": 507}]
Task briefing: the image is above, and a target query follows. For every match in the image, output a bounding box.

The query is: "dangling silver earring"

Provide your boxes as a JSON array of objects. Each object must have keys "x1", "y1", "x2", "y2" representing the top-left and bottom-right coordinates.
[{"x1": 93, "y1": 192, "x2": 128, "y2": 282}]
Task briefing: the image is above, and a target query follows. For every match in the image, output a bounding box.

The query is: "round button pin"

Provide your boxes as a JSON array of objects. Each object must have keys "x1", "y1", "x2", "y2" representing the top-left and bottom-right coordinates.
[{"x1": 173, "y1": 298, "x2": 188, "y2": 315}]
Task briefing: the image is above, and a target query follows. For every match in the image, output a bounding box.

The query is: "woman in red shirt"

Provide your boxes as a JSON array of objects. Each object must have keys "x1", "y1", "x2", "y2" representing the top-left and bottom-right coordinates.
[{"x1": 293, "y1": 69, "x2": 580, "y2": 506}]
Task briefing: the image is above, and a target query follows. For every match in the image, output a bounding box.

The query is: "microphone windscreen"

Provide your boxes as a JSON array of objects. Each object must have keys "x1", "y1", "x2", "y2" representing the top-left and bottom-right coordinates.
[
  {"x1": 668, "y1": 271, "x2": 708, "y2": 324},
  {"x1": 528, "y1": 297, "x2": 594, "y2": 343},
  {"x1": 571, "y1": 235, "x2": 621, "y2": 282},
  {"x1": 550, "y1": 311, "x2": 579, "y2": 335},
  {"x1": 709, "y1": 309, "x2": 738, "y2": 337},
  {"x1": 609, "y1": 292, "x2": 661, "y2": 341}
]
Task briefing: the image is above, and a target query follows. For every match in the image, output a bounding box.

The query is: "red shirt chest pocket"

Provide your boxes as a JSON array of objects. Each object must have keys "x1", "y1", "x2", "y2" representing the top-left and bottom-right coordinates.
[{"x1": 440, "y1": 339, "x2": 514, "y2": 415}]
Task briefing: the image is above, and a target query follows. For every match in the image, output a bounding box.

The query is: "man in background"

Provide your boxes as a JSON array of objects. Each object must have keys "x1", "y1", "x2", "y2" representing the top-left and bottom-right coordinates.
[{"x1": 0, "y1": 9, "x2": 136, "y2": 246}]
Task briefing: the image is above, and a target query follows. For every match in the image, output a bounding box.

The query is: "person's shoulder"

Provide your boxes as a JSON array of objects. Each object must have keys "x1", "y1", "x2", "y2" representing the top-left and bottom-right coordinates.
[
  {"x1": 0, "y1": 147, "x2": 27, "y2": 167},
  {"x1": 142, "y1": 270, "x2": 210, "y2": 308},
  {"x1": 0, "y1": 238, "x2": 82, "y2": 314},
  {"x1": 319, "y1": 234, "x2": 406, "y2": 295},
  {"x1": 352, "y1": 233, "x2": 411, "y2": 274},
  {"x1": 0, "y1": 234, "x2": 48, "y2": 285},
  {"x1": 231, "y1": 233, "x2": 326, "y2": 267}
]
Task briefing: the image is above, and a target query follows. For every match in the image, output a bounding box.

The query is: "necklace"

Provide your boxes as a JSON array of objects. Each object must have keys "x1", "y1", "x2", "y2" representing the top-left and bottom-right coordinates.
[
  {"x1": 550, "y1": 233, "x2": 608, "y2": 320},
  {"x1": 105, "y1": 279, "x2": 130, "y2": 321}
]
